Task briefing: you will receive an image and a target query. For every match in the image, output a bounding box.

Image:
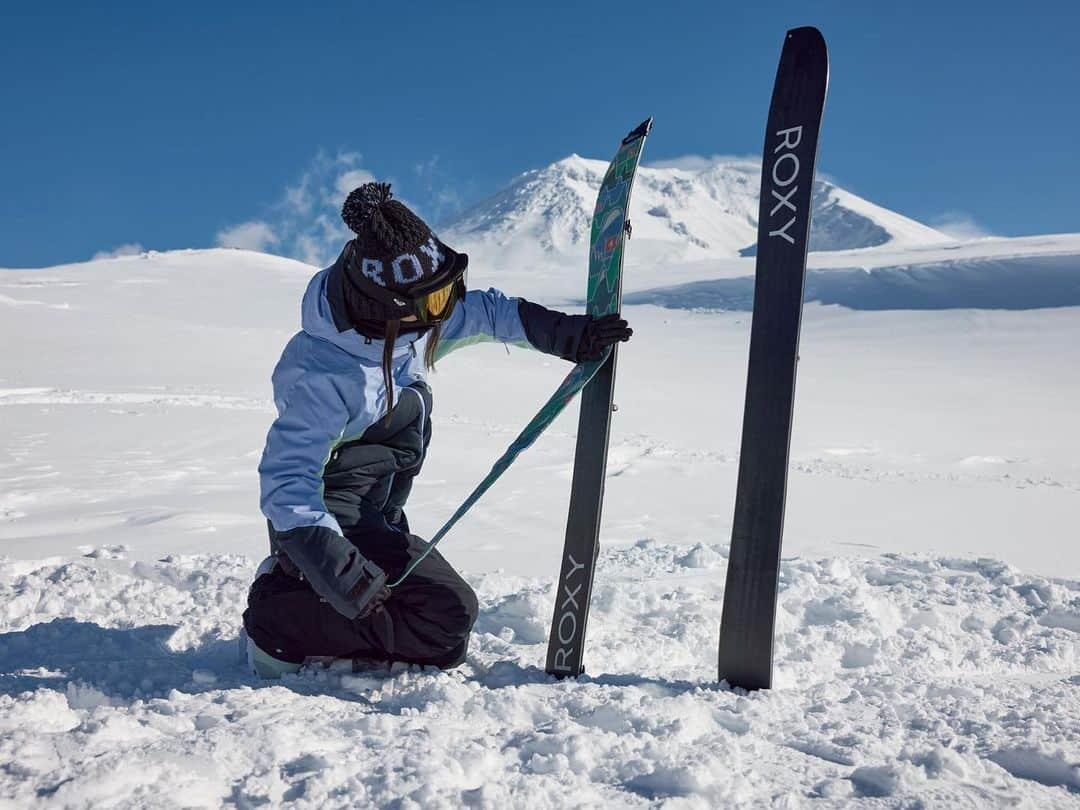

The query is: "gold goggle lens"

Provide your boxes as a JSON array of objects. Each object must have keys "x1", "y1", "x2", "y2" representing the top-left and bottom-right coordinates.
[{"x1": 423, "y1": 281, "x2": 456, "y2": 319}]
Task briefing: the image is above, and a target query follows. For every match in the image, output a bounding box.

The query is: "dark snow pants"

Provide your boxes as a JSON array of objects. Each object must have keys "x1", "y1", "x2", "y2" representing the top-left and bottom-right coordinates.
[{"x1": 242, "y1": 529, "x2": 479, "y2": 668}]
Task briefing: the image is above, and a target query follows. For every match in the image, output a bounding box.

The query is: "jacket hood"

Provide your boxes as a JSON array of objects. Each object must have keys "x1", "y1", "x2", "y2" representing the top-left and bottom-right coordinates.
[{"x1": 300, "y1": 266, "x2": 426, "y2": 361}]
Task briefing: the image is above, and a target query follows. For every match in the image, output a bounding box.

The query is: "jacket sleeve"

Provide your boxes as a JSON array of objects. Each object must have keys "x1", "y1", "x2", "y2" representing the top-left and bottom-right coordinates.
[
  {"x1": 515, "y1": 299, "x2": 590, "y2": 362},
  {"x1": 258, "y1": 372, "x2": 383, "y2": 620},
  {"x1": 435, "y1": 287, "x2": 589, "y2": 362}
]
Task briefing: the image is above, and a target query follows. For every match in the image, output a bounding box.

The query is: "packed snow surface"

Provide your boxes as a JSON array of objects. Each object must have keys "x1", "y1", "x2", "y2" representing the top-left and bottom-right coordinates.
[{"x1": 2, "y1": 247, "x2": 1078, "y2": 807}]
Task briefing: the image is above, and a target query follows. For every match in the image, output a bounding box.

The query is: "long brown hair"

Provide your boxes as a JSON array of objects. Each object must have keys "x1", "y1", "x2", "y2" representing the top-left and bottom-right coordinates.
[
  {"x1": 379, "y1": 321, "x2": 442, "y2": 426},
  {"x1": 380, "y1": 319, "x2": 400, "y2": 426},
  {"x1": 423, "y1": 322, "x2": 442, "y2": 371}
]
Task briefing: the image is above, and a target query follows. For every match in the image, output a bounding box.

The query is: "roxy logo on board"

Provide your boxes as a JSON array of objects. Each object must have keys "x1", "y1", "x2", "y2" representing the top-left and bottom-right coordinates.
[
  {"x1": 550, "y1": 553, "x2": 586, "y2": 672},
  {"x1": 767, "y1": 126, "x2": 803, "y2": 246}
]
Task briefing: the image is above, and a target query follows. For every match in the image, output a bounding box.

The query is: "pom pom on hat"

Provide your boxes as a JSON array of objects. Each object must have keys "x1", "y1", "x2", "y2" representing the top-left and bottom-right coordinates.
[
  {"x1": 341, "y1": 182, "x2": 428, "y2": 253},
  {"x1": 341, "y1": 182, "x2": 394, "y2": 235}
]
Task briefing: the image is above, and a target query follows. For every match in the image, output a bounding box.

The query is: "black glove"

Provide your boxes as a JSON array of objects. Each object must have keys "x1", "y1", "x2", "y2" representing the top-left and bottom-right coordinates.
[
  {"x1": 353, "y1": 582, "x2": 390, "y2": 621},
  {"x1": 270, "y1": 523, "x2": 390, "y2": 621},
  {"x1": 575, "y1": 314, "x2": 632, "y2": 362}
]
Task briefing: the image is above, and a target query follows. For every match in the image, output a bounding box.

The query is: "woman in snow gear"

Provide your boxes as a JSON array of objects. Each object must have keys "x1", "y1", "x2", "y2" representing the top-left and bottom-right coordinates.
[{"x1": 243, "y1": 182, "x2": 631, "y2": 677}]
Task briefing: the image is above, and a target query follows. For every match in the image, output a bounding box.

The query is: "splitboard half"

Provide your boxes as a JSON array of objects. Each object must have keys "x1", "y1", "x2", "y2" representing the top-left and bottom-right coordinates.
[
  {"x1": 546, "y1": 118, "x2": 652, "y2": 677},
  {"x1": 717, "y1": 27, "x2": 829, "y2": 690}
]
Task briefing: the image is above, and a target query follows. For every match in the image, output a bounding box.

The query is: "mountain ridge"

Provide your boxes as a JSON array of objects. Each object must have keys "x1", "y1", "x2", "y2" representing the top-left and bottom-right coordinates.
[{"x1": 441, "y1": 154, "x2": 951, "y2": 264}]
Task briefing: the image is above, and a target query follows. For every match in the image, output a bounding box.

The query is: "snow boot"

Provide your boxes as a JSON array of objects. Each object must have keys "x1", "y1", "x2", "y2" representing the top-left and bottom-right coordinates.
[{"x1": 241, "y1": 556, "x2": 303, "y2": 679}]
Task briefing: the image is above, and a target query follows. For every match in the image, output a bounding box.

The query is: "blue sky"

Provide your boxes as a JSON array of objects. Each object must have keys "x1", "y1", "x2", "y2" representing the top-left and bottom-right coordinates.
[{"x1": 2, "y1": 0, "x2": 1077, "y2": 267}]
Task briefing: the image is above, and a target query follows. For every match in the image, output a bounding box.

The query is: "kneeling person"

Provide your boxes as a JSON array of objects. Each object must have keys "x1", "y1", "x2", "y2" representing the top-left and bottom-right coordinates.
[{"x1": 244, "y1": 183, "x2": 632, "y2": 677}]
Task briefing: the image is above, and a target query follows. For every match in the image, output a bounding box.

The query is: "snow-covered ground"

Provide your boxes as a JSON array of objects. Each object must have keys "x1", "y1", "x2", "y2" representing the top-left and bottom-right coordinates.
[{"x1": 2, "y1": 247, "x2": 1079, "y2": 807}]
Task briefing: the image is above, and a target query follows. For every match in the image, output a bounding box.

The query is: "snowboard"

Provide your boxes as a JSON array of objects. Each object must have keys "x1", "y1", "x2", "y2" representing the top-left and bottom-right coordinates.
[
  {"x1": 717, "y1": 27, "x2": 829, "y2": 690},
  {"x1": 546, "y1": 118, "x2": 651, "y2": 677},
  {"x1": 388, "y1": 122, "x2": 651, "y2": 594}
]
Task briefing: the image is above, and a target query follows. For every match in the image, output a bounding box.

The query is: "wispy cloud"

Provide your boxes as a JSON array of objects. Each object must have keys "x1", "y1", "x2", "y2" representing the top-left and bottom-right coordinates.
[
  {"x1": 215, "y1": 221, "x2": 279, "y2": 252},
  {"x1": 215, "y1": 151, "x2": 382, "y2": 267},
  {"x1": 213, "y1": 148, "x2": 479, "y2": 268},
  {"x1": 931, "y1": 211, "x2": 995, "y2": 240},
  {"x1": 91, "y1": 243, "x2": 144, "y2": 261},
  {"x1": 413, "y1": 155, "x2": 469, "y2": 226}
]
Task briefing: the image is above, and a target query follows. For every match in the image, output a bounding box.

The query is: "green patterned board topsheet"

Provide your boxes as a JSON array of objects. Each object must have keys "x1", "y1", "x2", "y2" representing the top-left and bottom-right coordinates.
[
  {"x1": 388, "y1": 121, "x2": 651, "y2": 588},
  {"x1": 587, "y1": 137, "x2": 643, "y2": 318}
]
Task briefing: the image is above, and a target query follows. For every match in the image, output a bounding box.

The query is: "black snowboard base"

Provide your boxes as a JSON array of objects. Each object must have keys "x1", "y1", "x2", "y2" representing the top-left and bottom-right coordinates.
[{"x1": 717, "y1": 27, "x2": 829, "y2": 691}]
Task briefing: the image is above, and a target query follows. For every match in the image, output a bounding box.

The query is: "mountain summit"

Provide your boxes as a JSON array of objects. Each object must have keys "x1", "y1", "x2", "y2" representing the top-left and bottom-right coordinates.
[{"x1": 442, "y1": 154, "x2": 949, "y2": 265}]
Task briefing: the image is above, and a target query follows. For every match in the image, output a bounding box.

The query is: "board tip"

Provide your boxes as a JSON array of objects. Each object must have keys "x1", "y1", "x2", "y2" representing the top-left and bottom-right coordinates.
[
  {"x1": 785, "y1": 26, "x2": 826, "y2": 47},
  {"x1": 622, "y1": 117, "x2": 653, "y2": 144},
  {"x1": 781, "y1": 26, "x2": 828, "y2": 65}
]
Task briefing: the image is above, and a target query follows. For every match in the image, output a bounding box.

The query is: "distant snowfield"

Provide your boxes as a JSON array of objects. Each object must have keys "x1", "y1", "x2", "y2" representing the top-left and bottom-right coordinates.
[
  {"x1": 481, "y1": 231, "x2": 1080, "y2": 306},
  {"x1": 625, "y1": 233, "x2": 1080, "y2": 312},
  {"x1": 1, "y1": 249, "x2": 1078, "y2": 806}
]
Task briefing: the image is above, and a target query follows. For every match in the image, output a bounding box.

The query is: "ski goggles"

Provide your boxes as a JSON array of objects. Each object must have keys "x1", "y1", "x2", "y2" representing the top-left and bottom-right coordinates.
[
  {"x1": 400, "y1": 254, "x2": 468, "y2": 323},
  {"x1": 415, "y1": 271, "x2": 466, "y2": 322}
]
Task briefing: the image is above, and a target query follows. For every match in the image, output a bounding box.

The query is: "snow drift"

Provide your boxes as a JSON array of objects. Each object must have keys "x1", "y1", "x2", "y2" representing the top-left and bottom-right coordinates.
[{"x1": 0, "y1": 544, "x2": 1076, "y2": 806}]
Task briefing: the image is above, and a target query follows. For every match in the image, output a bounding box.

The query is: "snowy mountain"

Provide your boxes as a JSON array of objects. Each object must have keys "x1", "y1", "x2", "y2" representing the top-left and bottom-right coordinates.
[
  {"x1": 442, "y1": 154, "x2": 950, "y2": 265},
  {"x1": 438, "y1": 154, "x2": 1080, "y2": 309}
]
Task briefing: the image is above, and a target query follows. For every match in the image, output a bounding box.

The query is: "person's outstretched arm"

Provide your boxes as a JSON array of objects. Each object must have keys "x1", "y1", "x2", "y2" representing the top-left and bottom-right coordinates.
[{"x1": 436, "y1": 288, "x2": 631, "y2": 363}]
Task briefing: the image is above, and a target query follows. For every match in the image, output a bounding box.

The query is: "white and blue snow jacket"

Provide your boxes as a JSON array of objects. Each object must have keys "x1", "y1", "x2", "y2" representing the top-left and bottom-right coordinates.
[{"x1": 258, "y1": 258, "x2": 589, "y2": 618}]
